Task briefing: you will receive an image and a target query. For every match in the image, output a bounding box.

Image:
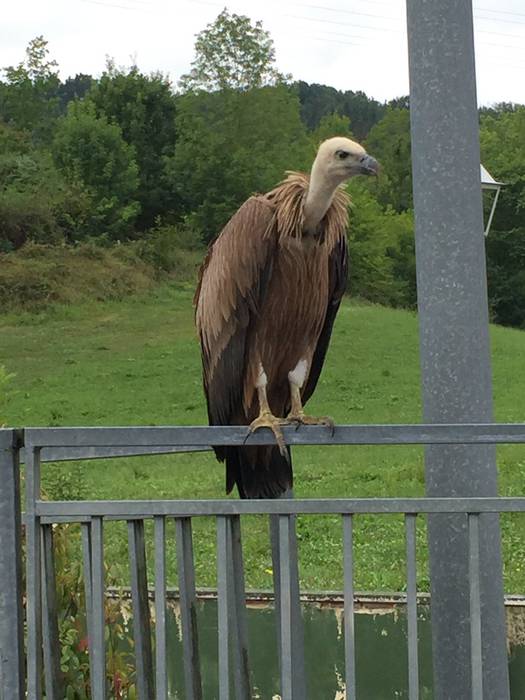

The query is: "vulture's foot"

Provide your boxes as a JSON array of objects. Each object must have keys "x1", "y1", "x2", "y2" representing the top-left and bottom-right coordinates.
[
  {"x1": 247, "y1": 411, "x2": 288, "y2": 458},
  {"x1": 285, "y1": 412, "x2": 335, "y2": 436}
]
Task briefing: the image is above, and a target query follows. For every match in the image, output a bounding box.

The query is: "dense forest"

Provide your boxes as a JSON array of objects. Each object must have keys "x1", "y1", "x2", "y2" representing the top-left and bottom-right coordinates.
[{"x1": 1, "y1": 10, "x2": 524, "y2": 326}]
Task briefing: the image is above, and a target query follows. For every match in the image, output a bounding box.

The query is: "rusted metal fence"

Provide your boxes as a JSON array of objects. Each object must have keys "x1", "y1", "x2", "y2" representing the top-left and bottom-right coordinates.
[{"x1": 2, "y1": 424, "x2": 525, "y2": 698}]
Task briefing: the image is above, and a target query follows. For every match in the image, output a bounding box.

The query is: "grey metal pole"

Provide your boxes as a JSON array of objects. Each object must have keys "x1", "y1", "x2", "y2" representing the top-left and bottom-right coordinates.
[
  {"x1": 270, "y1": 489, "x2": 306, "y2": 700},
  {"x1": 0, "y1": 429, "x2": 24, "y2": 698},
  {"x1": 405, "y1": 1, "x2": 510, "y2": 698}
]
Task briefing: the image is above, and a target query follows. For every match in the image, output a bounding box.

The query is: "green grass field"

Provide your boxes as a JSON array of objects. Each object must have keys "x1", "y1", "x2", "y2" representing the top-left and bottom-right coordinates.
[{"x1": 2, "y1": 283, "x2": 525, "y2": 592}]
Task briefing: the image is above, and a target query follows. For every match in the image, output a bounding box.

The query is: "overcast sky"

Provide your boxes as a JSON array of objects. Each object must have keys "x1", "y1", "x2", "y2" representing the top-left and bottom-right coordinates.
[{"x1": 2, "y1": 0, "x2": 524, "y2": 105}]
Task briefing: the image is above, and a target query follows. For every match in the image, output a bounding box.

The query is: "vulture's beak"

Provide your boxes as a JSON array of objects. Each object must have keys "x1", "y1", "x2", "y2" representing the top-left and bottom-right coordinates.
[{"x1": 360, "y1": 154, "x2": 380, "y2": 176}]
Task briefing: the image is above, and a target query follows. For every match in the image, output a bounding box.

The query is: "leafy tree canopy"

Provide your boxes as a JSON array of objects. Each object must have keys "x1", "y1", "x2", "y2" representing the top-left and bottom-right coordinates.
[
  {"x1": 296, "y1": 81, "x2": 386, "y2": 141},
  {"x1": 365, "y1": 108, "x2": 412, "y2": 213},
  {"x1": 170, "y1": 85, "x2": 311, "y2": 240},
  {"x1": 87, "y1": 61, "x2": 179, "y2": 229},
  {"x1": 0, "y1": 36, "x2": 60, "y2": 140},
  {"x1": 52, "y1": 101, "x2": 140, "y2": 241},
  {"x1": 179, "y1": 8, "x2": 290, "y2": 92},
  {"x1": 480, "y1": 107, "x2": 525, "y2": 232},
  {"x1": 0, "y1": 122, "x2": 89, "y2": 249},
  {"x1": 57, "y1": 74, "x2": 93, "y2": 112},
  {"x1": 311, "y1": 113, "x2": 353, "y2": 146}
]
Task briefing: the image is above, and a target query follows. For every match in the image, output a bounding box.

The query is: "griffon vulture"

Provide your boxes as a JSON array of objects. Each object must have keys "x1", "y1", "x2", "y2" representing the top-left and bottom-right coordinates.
[{"x1": 195, "y1": 137, "x2": 379, "y2": 498}]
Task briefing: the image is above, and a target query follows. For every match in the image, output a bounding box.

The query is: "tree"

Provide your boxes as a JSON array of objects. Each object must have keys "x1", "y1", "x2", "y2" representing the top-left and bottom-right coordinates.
[
  {"x1": 57, "y1": 74, "x2": 93, "y2": 112},
  {"x1": 296, "y1": 82, "x2": 341, "y2": 130},
  {"x1": 365, "y1": 108, "x2": 412, "y2": 212},
  {"x1": 346, "y1": 182, "x2": 415, "y2": 307},
  {"x1": 486, "y1": 228, "x2": 525, "y2": 328},
  {"x1": 52, "y1": 102, "x2": 140, "y2": 240},
  {"x1": 311, "y1": 113, "x2": 353, "y2": 146},
  {"x1": 0, "y1": 122, "x2": 90, "y2": 249},
  {"x1": 296, "y1": 82, "x2": 385, "y2": 140},
  {"x1": 0, "y1": 36, "x2": 60, "y2": 140},
  {"x1": 169, "y1": 85, "x2": 311, "y2": 240},
  {"x1": 480, "y1": 107, "x2": 525, "y2": 327},
  {"x1": 86, "y1": 64, "x2": 179, "y2": 229},
  {"x1": 179, "y1": 9, "x2": 290, "y2": 92},
  {"x1": 480, "y1": 107, "x2": 525, "y2": 233},
  {"x1": 387, "y1": 95, "x2": 410, "y2": 111},
  {"x1": 340, "y1": 90, "x2": 386, "y2": 141}
]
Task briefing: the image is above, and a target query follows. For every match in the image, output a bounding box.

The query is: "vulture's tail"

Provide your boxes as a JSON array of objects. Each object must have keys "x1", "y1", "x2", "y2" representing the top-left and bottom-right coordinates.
[{"x1": 216, "y1": 446, "x2": 292, "y2": 499}]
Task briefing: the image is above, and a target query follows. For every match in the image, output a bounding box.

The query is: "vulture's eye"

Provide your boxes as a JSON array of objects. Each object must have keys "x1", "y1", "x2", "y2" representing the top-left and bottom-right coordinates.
[{"x1": 337, "y1": 150, "x2": 350, "y2": 160}]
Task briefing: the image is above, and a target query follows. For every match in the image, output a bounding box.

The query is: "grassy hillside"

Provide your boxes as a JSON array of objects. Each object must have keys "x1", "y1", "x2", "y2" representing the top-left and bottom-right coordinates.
[{"x1": 1, "y1": 284, "x2": 525, "y2": 592}]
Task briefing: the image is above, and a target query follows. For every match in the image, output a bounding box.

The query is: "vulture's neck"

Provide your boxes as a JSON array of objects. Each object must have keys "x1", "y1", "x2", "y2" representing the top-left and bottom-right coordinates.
[{"x1": 302, "y1": 167, "x2": 340, "y2": 234}]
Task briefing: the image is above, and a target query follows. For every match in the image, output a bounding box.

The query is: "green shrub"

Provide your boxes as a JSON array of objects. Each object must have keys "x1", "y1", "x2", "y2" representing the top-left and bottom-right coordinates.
[
  {"x1": 42, "y1": 464, "x2": 86, "y2": 501},
  {"x1": 136, "y1": 221, "x2": 204, "y2": 276},
  {"x1": 0, "y1": 129, "x2": 92, "y2": 249},
  {"x1": 0, "y1": 242, "x2": 155, "y2": 312},
  {"x1": 0, "y1": 364, "x2": 15, "y2": 425},
  {"x1": 52, "y1": 101, "x2": 140, "y2": 241},
  {"x1": 42, "y1": 524, "x2": 136, "y2": 698},
  {"x1": 346, "y1": 183, "x2": 415, "y2": 308}
]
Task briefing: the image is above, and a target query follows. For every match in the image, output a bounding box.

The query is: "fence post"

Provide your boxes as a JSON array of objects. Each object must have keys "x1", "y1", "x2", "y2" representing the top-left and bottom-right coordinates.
[
  {"x1": 0, "y1": 428, "x2": 24, "y2": 698},
  {"x1": 270, "y1": 490, "x2": 306, "y2": 700},
  {"x1": 406, "y1": 1, "x2": 510, "y2": 697}
]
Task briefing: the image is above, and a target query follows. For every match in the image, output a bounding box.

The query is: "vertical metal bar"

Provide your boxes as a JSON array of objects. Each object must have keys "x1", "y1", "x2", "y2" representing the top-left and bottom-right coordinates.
[
  {"x1": 26, "y1": 444, "x2": 43, "y2": 699},
  {"x1": 216, "y1": 516, "x2": 230, "y2": 700},
  {"x1": 0, "y1": 429, "x2": 24, "y2": 699},
  {"x1": 406, "y1": 0, "x2": 509, "y2": 696},
  {"x1": 175, "y1": 518, "x2": 202, "y2": 700},
  {"x1": 81, "y1": 521, "x2": 96, "y2": 692},
  {"x1": 229, "y1": 515, "x2": 251, "y2": 699},
  {"x1": 270, "y1": 495, "x2": 306, "y2": 700},
  {"x1": 469, "y1": 514, "x2": 483, "y2": 700},
  {"x1": 154, "y1": 516, "x2": 167, "y2": 700},
  {"x1": 405, "y1": 514, "x2": 419, "y2": 700},
  {"x1": 128, "y1": 520, "x2": 154, "y2": 699},
  {"x1": 278, "y1": 515, "x2": 294, "y2": 700},
  {"x1": 90, "y1": 516, "x2": 106, "y2": 700},
  {"x1": 270, "y1": 515, "x2": 282, "y2": 666},
  {"x1": 342, "y1": 514, "x2": 356, "y2": 700},
  {"x1": 41, "y1": 525, "x2": 62, "y2": 700}
]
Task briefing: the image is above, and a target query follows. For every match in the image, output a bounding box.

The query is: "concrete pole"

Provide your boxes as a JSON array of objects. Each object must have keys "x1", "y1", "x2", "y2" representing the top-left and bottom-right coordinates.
[{"x1": 405, "y1": 1, "x2": 510, "y2": 697}]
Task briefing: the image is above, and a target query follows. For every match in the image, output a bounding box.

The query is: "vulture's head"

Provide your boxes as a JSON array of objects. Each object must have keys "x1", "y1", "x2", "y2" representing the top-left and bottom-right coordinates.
[{"x1": 314, "y1": 137, "x2": 379, "y2": 184}]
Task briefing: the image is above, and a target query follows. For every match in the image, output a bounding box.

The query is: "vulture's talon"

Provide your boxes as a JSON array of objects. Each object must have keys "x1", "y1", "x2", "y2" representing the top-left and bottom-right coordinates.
[
  {"x1": 248, "y1": 412, "x2": 288, "y2": 457},
  {"x1": 285, "y1": 412, "x2": 335, "y2": 432}
]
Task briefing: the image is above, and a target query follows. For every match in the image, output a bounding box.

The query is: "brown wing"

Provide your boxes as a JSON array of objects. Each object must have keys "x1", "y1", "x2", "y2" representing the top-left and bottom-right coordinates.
[
  {"x1": 195, "y1": 196, "x2": 278, "y2": 430},
  {"x1": 302, "y1": 234, "x2": 348, "y2": 404}
]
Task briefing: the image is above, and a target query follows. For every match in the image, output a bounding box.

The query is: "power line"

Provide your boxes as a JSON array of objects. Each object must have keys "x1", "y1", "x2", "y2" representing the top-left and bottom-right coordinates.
[
  {"x1": 476, "y1": 27, "x2": 525, "y2": 40},
  {"x1": 308, "y1": 28, "x2": 379, "y2": 41},
  {"x1": 289, "y1": 1, "x2": 401, "y2": 22},
  {"x1": 79, "y1": 0, "x2": 152, "y2": 10},
  {"x1": 475, "y1": 12, "x2": 525, "y2": 26},
  {"x1": 153, "y1": 0, "x2": 525, "y2": 66},
  {"x1": 475, "y1": 5, "x2": 525, "y2": 20},
  {"x1": 477, "y1": 39, "x2": 525, "y2": 52},
  {"x1": 305, "y1": 35, "x2": 367, "y2": 47},
  {"x1": 285, "y1": 0, "x2": 525, "y2": 29},
  {"x1": 285, "y1": 13, "x2": 399, "y2": 33}
]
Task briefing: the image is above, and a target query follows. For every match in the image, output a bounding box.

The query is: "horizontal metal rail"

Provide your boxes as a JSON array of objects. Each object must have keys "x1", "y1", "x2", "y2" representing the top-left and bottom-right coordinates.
[
  {"x1": 23, "y1": 422, "x2": 525, "y2": 449},
  {"x1": 35, "y1": 496, "x2": 525, "y2": 519},
  {"x1": 19, "y1": 444, "x2": 210, "y2": 464}
]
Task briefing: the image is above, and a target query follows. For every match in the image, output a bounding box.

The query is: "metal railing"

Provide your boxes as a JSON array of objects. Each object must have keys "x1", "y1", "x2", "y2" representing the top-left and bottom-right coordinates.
[{"x1": 2, "y1": 423, "x2": 525, "y2": 699}]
